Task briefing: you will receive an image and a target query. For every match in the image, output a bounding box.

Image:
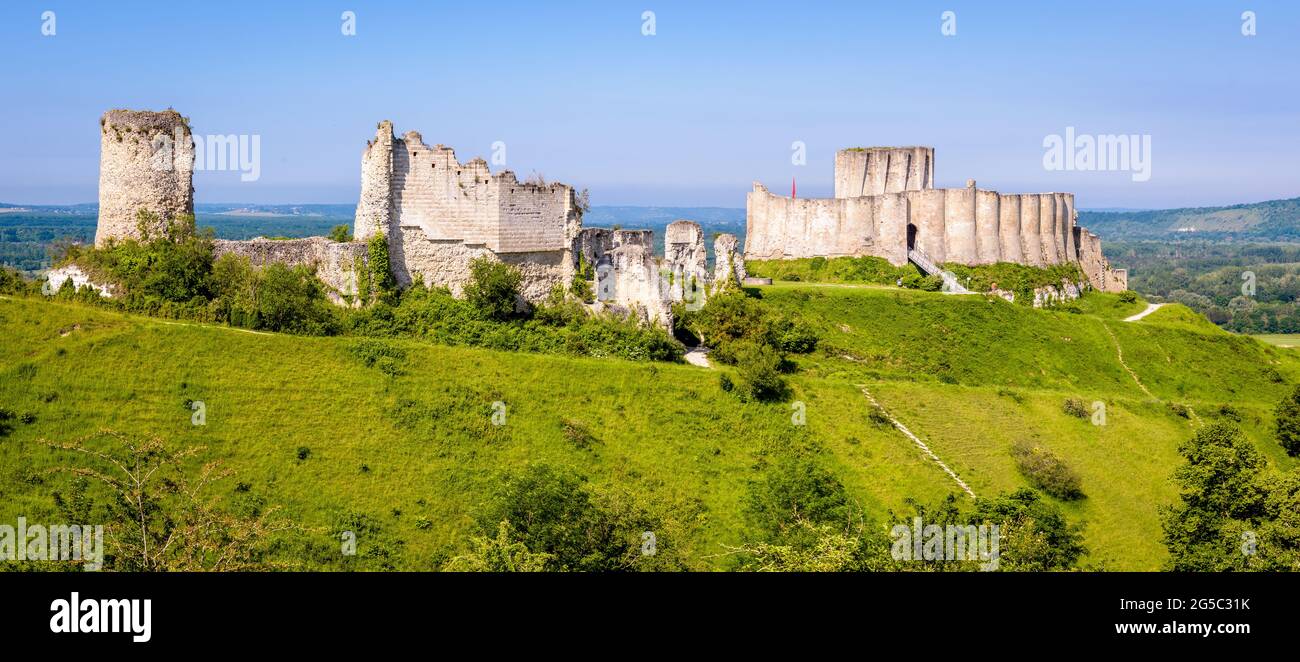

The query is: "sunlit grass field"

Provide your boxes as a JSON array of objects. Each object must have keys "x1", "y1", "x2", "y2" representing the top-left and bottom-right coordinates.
[{"x1": 2, "y1": 282, "x2": 1296, "y2": 570}]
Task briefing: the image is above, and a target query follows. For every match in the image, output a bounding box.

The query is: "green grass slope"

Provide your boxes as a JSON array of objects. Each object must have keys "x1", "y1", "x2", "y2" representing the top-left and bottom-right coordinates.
[{"x1": 2, "y1": 283, "x2": 1296, "y2": 570}]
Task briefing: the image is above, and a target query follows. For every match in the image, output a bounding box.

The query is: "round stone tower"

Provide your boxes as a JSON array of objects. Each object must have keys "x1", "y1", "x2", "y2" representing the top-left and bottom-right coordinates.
[{"x1": 95, "y1": 109, "x2": 195, "y2": 246}]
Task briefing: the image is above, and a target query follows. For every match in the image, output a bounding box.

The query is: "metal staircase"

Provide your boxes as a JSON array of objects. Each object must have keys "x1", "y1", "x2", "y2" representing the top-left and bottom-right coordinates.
[{"x1": 907, "y1": 248, "x2": 970, "y2": 294}]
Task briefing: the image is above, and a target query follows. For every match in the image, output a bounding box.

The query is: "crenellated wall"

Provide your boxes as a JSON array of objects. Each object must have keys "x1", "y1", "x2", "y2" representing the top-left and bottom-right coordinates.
[
  {"x1": 745, "y1": 146, "x2": 1129, "y2": 291},
  {"x1": 355, "y1": 122, "x2": 581, "y2": 301}
]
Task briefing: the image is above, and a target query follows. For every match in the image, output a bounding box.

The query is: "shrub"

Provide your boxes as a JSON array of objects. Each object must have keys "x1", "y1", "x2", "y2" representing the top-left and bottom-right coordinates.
[
  {"x1": 997, "y1": 388, "x2": 1025, "y2": 404},
  {"x1": 0, "y1": 267, "x2": 34, "y2": 296},
  {"x1": 364, "y1": 231, "x2": 392, "y2": 295},
  {"x1": 476, "y1": 465, "x2": 647, "y2": 571},
  {"x1": 296, "y1": 447, "x2": 311, "y2": 461},
  {"x1": 1011, "y1": 441, "x2": 1084, "y2": 500},
  {"x1": 347, "y1": 339, "x2": 407, "y2": 377},
  {"x1": 328, "y1": 224, "x2": 353, "y2": 243},
  {"x1": 1118, "y1": 290, "x2": 1139, "y2": 304},
  {"x1": 1062, "y1": 397, "x2": 1089, "y2": 419},
  {"x1": 746, "y1": 454, "x2": 852, "y2": 541},
  {"x1": 0, "y1": 409, "x2": 14, "y2": 438},
  {"x1": 463, "y1": 256, "x2": 522, "y2": 322},
  {"x1": 730, "y1": 341, "x2": 788, "y2": 402},
  {"x1": 561, "y1": 419, "x2": 599, "y2": 451},
  {"x1": 1166, "y1": 402, "x2": 1191, "y2": 419},
  {"x1": 867, "y1": 405, "x2": 892, "y2": 427},
  {"x1": 1215, "y1": 404, "x2": 1242, "y2": 422},
  {"x1": 681, "y1": 289, "x2": 818, "y2": 357},
  {"x1": 211, "y1": 255, "x2": 341, "y2": 335}
]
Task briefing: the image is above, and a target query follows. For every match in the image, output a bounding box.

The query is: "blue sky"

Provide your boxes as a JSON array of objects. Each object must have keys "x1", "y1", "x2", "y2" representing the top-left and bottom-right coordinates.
[{"x1": 1, "y1": 0, "x2": 1297, "y2": 208}]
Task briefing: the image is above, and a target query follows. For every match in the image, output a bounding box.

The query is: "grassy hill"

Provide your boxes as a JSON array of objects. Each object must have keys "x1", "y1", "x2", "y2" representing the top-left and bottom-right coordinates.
[
  {"x1": 1080, "y1": 196, "x2": 1300, "y2": 240},
  {"x1": 2, "y1": 283, "x2": 1296, "y2": 570}
]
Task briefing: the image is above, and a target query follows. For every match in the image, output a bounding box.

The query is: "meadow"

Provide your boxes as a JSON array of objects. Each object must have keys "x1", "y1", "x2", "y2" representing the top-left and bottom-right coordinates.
[{"x1": 2, "y1": 278, "x2": 1296, "y2": 570}]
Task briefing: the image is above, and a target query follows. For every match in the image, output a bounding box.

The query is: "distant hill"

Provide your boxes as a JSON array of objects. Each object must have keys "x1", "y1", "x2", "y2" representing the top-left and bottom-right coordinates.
[{"x1": 1080, "y1": 197, "x2": 1300, "y2": 240}]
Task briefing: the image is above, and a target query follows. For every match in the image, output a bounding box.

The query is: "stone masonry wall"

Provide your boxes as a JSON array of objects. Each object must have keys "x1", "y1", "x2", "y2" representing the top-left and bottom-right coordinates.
[
  {"x1": 834, "y1": 147, "x2": 934, "y2": 197},
  {"x1": 96, "y1": 109, "x2": 195, "y2": 246},
  {"x1": 213, "y1": 237, "x2": 368, "y2": 305},
  {"x1": 356, "y1": 123, "x2": 577, "y2": 303},
  {"x1": 744, "y1": 146, "x2": 1128, "y2": 290}
]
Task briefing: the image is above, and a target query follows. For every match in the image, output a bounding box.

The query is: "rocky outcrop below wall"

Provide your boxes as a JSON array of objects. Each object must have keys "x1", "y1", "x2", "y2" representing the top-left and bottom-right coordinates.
[
  {"x1": 213, "y1": 237, "x2": 368, "y2": 305},
  {"x1": 989, "y1": 280, "x2": 1089, "y2": 307},
  {"x1": 45, "y1": 265, "x2": 115, "y2": 297}
]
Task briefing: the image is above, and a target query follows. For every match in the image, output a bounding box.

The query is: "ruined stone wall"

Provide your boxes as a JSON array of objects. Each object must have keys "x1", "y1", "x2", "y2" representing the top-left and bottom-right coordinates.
[
  {"x1": 573, "y1": 228, "x2": 673, "y2": 327},
  {"x1": 834, "y1": 147, "x2": 934, "y2": 198},
  {"x1": 96, "y1": 109, "x2": 195, "y2": 246},
  {"x1": 744, "y1": 147, "x2": 1127, "y2": 272},
  {"x1": 212, "y1": 237, "x2": 368, "y2": 305},
  {"x1": 355, "y1": 122, "x2": 576, "y2": 303},
  {"x1": 354, "y1": 121, "x2": 394, "y2": 240},
  {"x1": 664, "y1": 220, "x2": 709, "y2": 302},
  {"x1": 713, "y1": 233, "x2": 746, "y2": 286},
  {"x1": 1075, "y1": 229, "x2": 1128, "y2": 292}
]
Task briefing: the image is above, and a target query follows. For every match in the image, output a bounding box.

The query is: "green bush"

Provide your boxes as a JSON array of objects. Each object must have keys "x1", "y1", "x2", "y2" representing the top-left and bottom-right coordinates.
[
  {"x1": 343, "y1": 283, "x2": 682, "y2": 363},
  {"x1": 0, "y1": 267, "x2": 35, "y2": 296},
  {"x1": 347, "y1": 339, "x2": 408, "y2": 377},
  {"x1": 746, "y1": 454, "x2": 852, "y2": 541},
  {"x1": 729, "y1": 341, "x2": 788, "y2": 402},
  {"x1": 1062, "y1": 397, "x2": 1089, "y2": 419},
  {"x1": 681, "y1": 289, "x2": 818, "y2": 357},
  {"x1": 562, "y1": 419, "x2": 599, "y2": 451},
  {"x1": 211, "y1": 254, "x2": 341, "y2": 335},
  {"x1": 65, "y1": 212, "x2": 215, "y2": 306},
  {"x1": 328, "y1": 225, "x2": 353, "y2": 243},
  {"x1": 1011, "y1": 441, "x2": 1085, "y2": 500},
  {"x1": 475, "y1": 464, "x2": 649, "y2": 571},
  {"x1": 463, "y1": 257, "x2": 522, "y2": 322},
  {"x1": 1118, "y1": 290, "x2": 1139, "y2": 304}
]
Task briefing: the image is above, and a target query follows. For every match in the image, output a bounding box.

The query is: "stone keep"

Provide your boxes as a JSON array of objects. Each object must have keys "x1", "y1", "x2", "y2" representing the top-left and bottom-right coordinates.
[
  {"x1": 96, "y1": 109, "x2": 195, "y2": 246},
  {"x1": 746, "y1": 146, "x2": 1128, "y2": 292}
]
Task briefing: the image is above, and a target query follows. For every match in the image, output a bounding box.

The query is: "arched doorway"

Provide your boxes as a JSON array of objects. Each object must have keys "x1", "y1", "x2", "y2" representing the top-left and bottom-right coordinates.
[{"x1": 906, "y1": 223, "x2": 918, "y2": 251}]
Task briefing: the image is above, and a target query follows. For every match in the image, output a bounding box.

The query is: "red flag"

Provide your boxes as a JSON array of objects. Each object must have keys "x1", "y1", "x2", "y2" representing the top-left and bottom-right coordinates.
[{"x1": 791, "y1": 176, "x2": 797, "y2": 199}]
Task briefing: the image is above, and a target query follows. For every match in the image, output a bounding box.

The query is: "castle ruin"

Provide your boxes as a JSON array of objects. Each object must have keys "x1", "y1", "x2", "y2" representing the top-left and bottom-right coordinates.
[
  {"x1": 95, "y1": 109, "x2": 195, "y2": 246},
  {"x1": 745, "y1": 147, "x2": 1128, "y2": 292},
  {"x1": 90, "y1": 111, "x2": 1127, "y2": 324},
  {"x1": 92, "y1": 111, "x2": 743, "y2": 325}
]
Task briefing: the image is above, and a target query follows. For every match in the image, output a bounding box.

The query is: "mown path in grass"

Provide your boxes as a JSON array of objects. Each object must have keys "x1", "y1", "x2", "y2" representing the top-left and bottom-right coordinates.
[{"x1": 1123, "y1": 302, "x2": 1167, "y2": 322}]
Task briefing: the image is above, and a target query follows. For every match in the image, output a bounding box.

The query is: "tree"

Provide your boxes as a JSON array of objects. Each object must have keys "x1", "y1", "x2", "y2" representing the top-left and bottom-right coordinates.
[
  {"x1": 1274, "y1": 384, "x2": 1300, "y2": 456},
  {"x1": 443, "y1": 521, "x2": 551, "y2": 572},
  {"x1": 42, "y1": 430, "x2": 293, "y2": 571},
  {"x1": 972, "y1": 489, "x2": 1087, "y2": 570},
  {"x1": 1160, "y1": 422, "x2": 1271, "y2": 571},
  {"x1": 745, "y1": 454, "x2": 852, "y2": 541},
  {"x1": 476, "y1": 464, "x2": 644, "y2": 571},
  {"x1": 463, "y1": 256, "x2": 521, "y2": 321}
]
